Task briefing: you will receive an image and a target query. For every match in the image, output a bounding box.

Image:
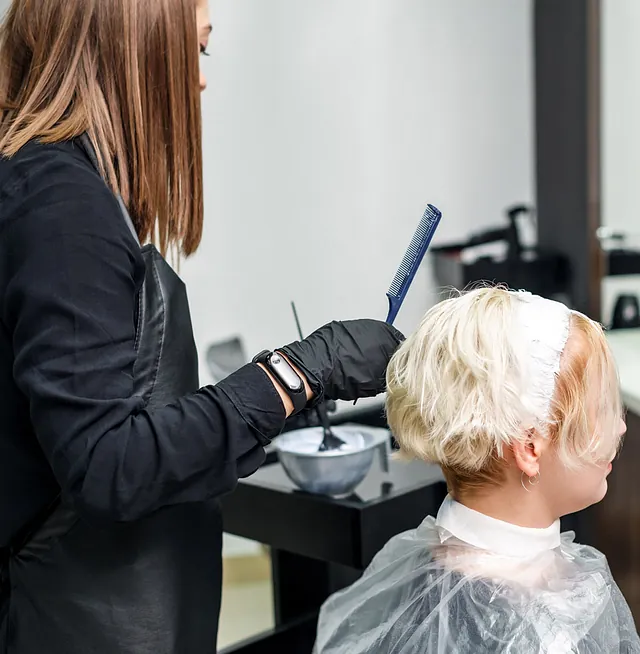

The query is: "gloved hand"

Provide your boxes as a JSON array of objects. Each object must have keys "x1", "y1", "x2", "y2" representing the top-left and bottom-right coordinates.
[{"x1": 280, "y1": 320, "x2": 404, "y2": 403}]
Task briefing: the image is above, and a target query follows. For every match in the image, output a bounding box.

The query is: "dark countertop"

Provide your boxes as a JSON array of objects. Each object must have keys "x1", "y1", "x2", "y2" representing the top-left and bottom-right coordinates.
[
  {"x1": 221, "y1": 446, "x2": 447, "y2": 569},
  {"x1": 237, "y1": 451, "x2": 444, "y2": 504}
]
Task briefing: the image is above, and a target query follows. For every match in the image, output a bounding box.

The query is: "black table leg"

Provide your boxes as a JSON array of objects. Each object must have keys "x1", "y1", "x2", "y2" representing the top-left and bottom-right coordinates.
[{"x1": 271, "y1": 549, "x2": 362, "y2": 626}]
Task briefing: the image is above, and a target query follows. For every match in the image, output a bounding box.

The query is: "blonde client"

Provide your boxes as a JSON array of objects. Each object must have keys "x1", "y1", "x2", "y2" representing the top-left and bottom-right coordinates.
[{"x1": 314, "y1": 287, "x2": 640, "y2": 653}]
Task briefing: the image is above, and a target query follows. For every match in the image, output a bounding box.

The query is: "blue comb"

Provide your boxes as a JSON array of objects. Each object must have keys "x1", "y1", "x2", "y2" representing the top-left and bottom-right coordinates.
[{"x1": 386, "y1": 204, "x2": 442, "y2": 325}]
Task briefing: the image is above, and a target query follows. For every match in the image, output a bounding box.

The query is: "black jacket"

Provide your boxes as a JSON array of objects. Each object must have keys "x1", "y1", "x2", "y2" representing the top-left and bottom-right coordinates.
[{"x1": 0, "y1": 139, "x2": 285, "y2": 653}]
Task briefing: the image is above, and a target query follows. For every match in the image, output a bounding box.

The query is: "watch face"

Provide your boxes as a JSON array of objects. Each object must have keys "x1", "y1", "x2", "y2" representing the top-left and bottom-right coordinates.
[{"x1": 270, "y1": 353, "x2": 303, "y2": 392}]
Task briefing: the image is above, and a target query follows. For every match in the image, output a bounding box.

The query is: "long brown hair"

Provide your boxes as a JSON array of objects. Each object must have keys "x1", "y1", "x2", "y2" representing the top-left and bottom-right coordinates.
[{"x1": 0, "y1": 0, "x2": 204, "y2": 256}]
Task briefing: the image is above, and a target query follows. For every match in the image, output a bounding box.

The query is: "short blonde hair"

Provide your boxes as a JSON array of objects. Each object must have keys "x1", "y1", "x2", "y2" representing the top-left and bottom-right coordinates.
[{"x1": 385, "y1": 287, "x2": 623, "y2": 490}]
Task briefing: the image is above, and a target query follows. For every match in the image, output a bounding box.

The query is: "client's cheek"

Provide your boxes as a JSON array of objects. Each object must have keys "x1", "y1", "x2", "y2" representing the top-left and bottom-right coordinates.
[{"x1": 592, "y1": 434, "x2": 618, "y2": 468}]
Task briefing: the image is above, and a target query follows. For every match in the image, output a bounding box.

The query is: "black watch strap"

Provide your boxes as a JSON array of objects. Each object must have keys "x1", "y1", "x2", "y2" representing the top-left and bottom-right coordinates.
[{"x1": 252, "y1": 350, "x2": 307, "y2": 415}]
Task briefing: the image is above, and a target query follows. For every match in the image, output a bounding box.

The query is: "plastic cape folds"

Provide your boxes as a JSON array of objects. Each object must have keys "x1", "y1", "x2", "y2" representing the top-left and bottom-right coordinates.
[{"x1": 313, "y1": 513, "x2": 640, "y2": 653}]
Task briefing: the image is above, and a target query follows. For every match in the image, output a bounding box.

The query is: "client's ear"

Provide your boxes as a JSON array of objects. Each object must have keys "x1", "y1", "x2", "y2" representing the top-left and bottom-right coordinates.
[{"x1": 511, "y1": 429, "x2": 547, "y2": 478}]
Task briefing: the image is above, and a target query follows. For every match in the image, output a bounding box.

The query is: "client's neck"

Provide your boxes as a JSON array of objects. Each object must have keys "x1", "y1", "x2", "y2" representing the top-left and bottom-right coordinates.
[{"x1": 454, "y1": 486, "x2": 558, "y2": 529}]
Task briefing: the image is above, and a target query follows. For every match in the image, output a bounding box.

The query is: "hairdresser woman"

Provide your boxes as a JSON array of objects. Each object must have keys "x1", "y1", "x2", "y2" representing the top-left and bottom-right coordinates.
[{"x1": 0, "y1": 1, "x2": 402, "y2": 653}]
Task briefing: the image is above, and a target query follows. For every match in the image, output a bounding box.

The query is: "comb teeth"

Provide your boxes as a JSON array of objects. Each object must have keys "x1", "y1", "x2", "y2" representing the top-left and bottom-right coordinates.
[{"x1": 387, "y1": 205, "x2": 440, "y2": 297}]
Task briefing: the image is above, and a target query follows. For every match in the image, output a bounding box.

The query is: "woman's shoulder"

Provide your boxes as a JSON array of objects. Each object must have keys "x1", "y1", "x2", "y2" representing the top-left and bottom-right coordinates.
[
  {"x1": 0, "y1": 139, "x2": 132, "y2": 243},
  {"x1": 2, "y1": 137, "x2": 100, "y2": 178},
  {"x1": 0, "y1": 139, "x2": 110, "y2": 210}
]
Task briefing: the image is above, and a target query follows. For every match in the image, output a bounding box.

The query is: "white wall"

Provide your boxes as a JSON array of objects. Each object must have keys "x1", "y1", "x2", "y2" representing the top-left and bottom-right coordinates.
[
  {"x1": 0, "y1": 0, "x2": 534, "y2": 379},
  {"x1": 182, "y1": 0, "x2": 534, "y2": 558},
  {"x1": 0, "y1": 6, "x2": 535, "y2": 366},
  {"x1": 182, "y1": 0, "x2": 535, "y2": 388},
  {"x1": 602, "y1": 0, "x2": 640, "y2": 234},
  {"x1": 601, "y1": 0, "x2": 640, "y2": 325}
]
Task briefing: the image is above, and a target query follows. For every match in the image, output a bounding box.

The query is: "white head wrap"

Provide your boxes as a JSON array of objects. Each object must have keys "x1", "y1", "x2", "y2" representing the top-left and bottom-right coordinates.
[{"x1": 510, "y1": 291, "x2": 573, "y2": 426}]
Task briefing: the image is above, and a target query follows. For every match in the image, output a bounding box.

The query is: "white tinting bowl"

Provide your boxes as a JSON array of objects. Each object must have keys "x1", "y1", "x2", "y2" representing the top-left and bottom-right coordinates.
[{"x1": 274, "y1": 425, "x2": 387, "y2": 496}]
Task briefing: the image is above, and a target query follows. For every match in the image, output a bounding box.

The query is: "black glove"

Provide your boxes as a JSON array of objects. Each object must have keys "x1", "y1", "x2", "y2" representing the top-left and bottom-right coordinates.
[{"x1": 280, "y1": 319, "x2": 404, "y2": 403}]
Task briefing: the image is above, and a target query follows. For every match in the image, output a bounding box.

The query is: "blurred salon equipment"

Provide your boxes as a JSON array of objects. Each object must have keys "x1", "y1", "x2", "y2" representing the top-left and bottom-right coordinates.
[
  {"x1": 431, "y1": 204, "x2": 571, "y2": 302},
  {"x1": 206, "y1": 337, "x2": 247, "y2": 384},
  {"x1": 597, "y1": 227, "x2": 640, "y2": 277},
  {"x1": 611, "y1": 294, "x2": 640, "y2": 329}
]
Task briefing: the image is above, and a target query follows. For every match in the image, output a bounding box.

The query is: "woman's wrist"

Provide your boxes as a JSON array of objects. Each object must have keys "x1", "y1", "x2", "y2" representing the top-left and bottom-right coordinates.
[{"x1": 257, "y1": 356, "x2": 314, "y2": 418}]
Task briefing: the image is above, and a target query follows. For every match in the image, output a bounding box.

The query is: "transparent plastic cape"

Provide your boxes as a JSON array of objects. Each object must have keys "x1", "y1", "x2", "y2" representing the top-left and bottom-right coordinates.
[{"x1": 314, "y1": 517, "x2": 640, "y2": 653}]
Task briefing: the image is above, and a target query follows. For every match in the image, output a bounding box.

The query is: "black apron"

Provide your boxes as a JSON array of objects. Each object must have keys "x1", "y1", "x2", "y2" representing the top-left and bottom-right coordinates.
[{"x1": 0, "y1": 137, "x2": 223, "y2": 654}]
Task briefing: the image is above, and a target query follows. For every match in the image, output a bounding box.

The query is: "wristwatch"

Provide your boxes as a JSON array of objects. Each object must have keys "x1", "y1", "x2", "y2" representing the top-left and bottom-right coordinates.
[{"x1": 252, "y1": 350, "x2": 307, "y2": 415}]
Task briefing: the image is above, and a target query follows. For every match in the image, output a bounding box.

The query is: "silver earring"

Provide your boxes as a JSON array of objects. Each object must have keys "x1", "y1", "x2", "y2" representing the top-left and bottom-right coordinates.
[{"x1": 521, "y1": 471, "x2": 541, "y2": 492}]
